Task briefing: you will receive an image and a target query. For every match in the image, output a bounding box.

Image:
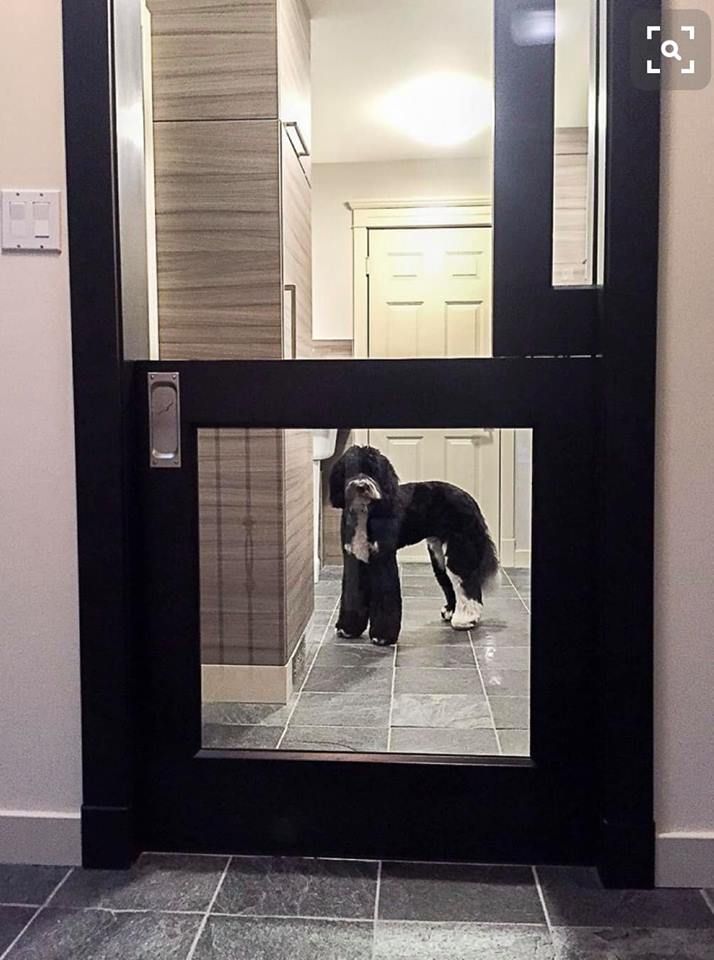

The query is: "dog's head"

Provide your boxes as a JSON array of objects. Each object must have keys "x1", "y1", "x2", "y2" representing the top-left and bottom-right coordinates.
[{"x1": 329, "y1": 444, "x2": 400, "y2": 510}]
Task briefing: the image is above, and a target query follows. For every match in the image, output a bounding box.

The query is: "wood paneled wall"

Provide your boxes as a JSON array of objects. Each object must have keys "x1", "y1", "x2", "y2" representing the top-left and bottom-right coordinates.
[
  {"x1": 148, "y1": 0, "x2": 278, "y2": 121},
  {"x1": 149, "y1": 0, "x2": 316, "y2": 675},
  {"x1": 199, "y1": 429, "x2": 313, "y2": 667},
  {"x1": 154, "y1": 120, "x2": 282, "y2": 360},
  {"x1": 277, "y1": 0, "x2": 311, "y2": 137},
  {"x1": 281, "y1": 129, "x2": 313, "y2": 358},
  {"x1": 283, "y1": 429, "x2": 314, "y2": 658}
]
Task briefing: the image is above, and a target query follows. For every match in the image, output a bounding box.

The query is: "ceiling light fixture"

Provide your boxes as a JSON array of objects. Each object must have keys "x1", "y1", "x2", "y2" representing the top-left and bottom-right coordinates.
[{"x1": 376, "y1": 72, "x2": 492, "y2": 148}]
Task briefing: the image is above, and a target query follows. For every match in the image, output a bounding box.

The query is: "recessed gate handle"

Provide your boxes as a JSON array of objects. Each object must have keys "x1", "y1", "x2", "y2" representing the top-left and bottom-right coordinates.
[{"x1": 148, "y1": 372, "x2": 181, "y2": 468}]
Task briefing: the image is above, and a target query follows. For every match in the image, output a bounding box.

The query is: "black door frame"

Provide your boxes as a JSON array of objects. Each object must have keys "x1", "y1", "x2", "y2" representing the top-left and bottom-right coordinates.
[
  {"x1": 62, "y1": 0, "x2": 659, "y2": 885},
  {"x1": 135, "y1": 357, "x2": 600, "y2": 866}
]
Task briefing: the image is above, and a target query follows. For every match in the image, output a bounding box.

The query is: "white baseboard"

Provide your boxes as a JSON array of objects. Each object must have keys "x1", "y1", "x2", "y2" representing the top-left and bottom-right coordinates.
[
  {"x1": 202, "y1": 662, "x2": 294, "y2": 704},
  {"x1": 513, "y1": 548, "x2": 531, "y2": 568},
  {"x1": 656, "y1": 831, "x2": 714, "y2": 887},
  {"x1": 500, "y1": 538, "x2": 515, "y2": 568},
  {"x1": 0, "y1": 810, "x2": 81, "y2": 866}
]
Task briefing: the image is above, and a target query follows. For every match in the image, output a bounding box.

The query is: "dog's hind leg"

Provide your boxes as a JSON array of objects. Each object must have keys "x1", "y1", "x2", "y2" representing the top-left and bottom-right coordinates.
[
  {"x1": 427, "y1": 537, "x2": 456, "y2": 622},
  {"x1": 336, "y1": 553, "x2": 370, "y2": 639},
  {"x1": 367, "y1": 552, "x2": 402, "y2": 646},
  {"x1": 445, "y1": 537, "x2": 484, "y2": 630}
]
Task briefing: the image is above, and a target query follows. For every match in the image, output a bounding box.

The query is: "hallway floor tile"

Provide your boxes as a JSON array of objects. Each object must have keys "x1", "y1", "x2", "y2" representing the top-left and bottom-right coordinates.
[{"x1": 0, "y1": 860, "x2": 712, "y2": 959}]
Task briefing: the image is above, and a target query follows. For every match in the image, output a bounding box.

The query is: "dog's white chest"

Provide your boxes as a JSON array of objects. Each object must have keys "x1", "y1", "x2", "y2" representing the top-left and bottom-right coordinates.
[{"x1": 346, "y1": 512, "x2": 371, "y2": 563}]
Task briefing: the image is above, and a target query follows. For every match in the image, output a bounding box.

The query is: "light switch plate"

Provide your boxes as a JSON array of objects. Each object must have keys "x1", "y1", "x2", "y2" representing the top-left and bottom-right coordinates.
[{"x1": 1, "y1": 189, "x2": 61, "y2": 252}]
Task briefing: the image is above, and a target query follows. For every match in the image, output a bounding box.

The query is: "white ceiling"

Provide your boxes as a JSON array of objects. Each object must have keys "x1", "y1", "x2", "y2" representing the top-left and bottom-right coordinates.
[{"x1": 308, "y1": 0, "x2": 590, "y2": 165}]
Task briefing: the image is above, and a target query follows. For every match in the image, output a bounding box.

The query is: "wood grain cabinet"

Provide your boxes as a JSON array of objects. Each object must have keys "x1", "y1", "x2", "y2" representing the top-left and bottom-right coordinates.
[
  {"x1": 147, "y1": 0, "x2": 314, "y2": 701},
  {"x1": 148, "y1": 0, "x2": 312, "y2": 362}
]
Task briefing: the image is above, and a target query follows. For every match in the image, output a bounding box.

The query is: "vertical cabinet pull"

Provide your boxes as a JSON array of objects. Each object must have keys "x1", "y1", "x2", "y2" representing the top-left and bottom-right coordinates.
[{"x1": 284, "y1": 284, "x2": 297, "y2": 359}]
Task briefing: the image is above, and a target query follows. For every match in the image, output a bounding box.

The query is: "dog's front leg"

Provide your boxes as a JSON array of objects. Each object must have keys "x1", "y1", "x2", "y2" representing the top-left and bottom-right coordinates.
[
  {"x1": 336, "y1": 552, "x2": 370, "y2": 639},
  {"x1": 367, "y1": 552, "x2": 402, "y2": 646}
]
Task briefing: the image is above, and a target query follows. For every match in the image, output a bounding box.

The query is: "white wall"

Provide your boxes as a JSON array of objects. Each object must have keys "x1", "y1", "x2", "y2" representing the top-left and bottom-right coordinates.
[
  {"x1": 0, "y1": 0, "x2": 82, "y2": 865},
  {"x1": 654, "y1": 0, "x2": 714, "y2": 887},
  {"x1": 312, "y1": 157, "x2": 491, "y2": 339}
]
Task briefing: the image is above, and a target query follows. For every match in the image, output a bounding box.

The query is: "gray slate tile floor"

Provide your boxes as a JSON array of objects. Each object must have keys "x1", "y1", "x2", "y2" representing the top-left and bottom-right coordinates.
[
  {"x1": 203, "y1": 565, "x2": 531, "y2": 757},
  {"x1": 0, "y1": 857, "x2": 712, "y2": 959}
]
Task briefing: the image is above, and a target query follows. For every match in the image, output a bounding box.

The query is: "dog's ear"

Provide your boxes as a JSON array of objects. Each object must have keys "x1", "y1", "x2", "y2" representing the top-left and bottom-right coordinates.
[
  {"x1": 375, "y1": 451, "x2": 401, "y2": 502},
  {"x1": 328, "y1": 454, "x2": 347, "y2": 508}
]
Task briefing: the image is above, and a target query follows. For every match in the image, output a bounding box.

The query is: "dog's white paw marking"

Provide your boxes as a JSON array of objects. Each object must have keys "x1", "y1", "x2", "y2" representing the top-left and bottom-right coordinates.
[
  {"x1": 369, "y1": 541, "x2": 379, "y2": 555},
  {"x1": 451, "y1": 599, "x2": 483, "y2": 630},
  {"x1": 343, "y1": 543, "x2": 352, "y2": 555},
  {"x1": 445, "y1": 566, "x2": 483, "y2": 630},
  {"x1": 440, "y1": 605, "x2": 454, "y2": 622}
]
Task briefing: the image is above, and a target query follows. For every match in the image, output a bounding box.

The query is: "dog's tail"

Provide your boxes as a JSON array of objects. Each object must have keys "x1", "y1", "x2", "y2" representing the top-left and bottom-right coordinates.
[{"x1": 480, "y1": 530, "x2": 500, "y2": 585}]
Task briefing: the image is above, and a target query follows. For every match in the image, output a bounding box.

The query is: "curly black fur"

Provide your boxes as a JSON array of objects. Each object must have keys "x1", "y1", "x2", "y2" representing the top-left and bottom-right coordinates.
[{"x1": 329, "y1": 444, "x2": 499, "y2": 646}]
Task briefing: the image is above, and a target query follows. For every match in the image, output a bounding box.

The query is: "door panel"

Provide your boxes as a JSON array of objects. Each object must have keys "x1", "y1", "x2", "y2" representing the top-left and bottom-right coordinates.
[
  {"x1": 368, "y1": 227, "x2": 492, "y2": 359},
  {"x1": 135, "y1": 357, "x2": 598, "y2": 865}
]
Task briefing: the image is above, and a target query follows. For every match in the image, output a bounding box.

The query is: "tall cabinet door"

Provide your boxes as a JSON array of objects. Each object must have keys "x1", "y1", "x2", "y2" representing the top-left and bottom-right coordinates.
[{"x1": 281, "y1": 129, "x2": 313, "y2": 359}]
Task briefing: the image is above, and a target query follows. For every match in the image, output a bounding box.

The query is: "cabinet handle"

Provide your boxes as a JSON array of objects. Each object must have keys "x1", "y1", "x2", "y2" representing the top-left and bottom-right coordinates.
[
  {"x1": 284, "y1": 284, "x2": 297, "y2": 359},
  {"x1": 284, "y1": 121, "x2": 310, "y2": 158}
]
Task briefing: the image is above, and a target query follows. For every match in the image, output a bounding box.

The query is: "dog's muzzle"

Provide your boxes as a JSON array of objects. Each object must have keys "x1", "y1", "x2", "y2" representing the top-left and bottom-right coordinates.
[{"x1": 345, "y1": 476, "x2": 381, "y2": 502}]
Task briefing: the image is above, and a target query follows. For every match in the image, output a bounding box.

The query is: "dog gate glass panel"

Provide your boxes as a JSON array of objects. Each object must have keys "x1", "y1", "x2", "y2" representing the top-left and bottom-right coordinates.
[
  {"x1": 551, "y1": 0, "x2": 605, "y2": 287},
  {"x1": 198, "y1": 427, "x2": 533, "y2": 758}
]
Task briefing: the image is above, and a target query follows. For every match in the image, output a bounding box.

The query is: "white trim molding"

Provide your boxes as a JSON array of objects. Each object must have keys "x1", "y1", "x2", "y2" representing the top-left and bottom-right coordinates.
[
  {"x1": 348, "y1": 196, "x2": 492, "y2": 229},
  {"x1": 656, "y1": 831, "x2": 714, "y2": 888},
  {"x1": 350, "y1": 197, "x2": 493, "y2": 359},
  {"x1": 0, "y1": 810, "x2": 81, "y2": 866}
]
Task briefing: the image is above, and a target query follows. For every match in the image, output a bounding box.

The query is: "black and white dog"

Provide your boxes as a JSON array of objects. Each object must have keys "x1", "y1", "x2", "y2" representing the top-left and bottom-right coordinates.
[{"x1": 329, "y1": 444, "x2": 499, "y2": 646}]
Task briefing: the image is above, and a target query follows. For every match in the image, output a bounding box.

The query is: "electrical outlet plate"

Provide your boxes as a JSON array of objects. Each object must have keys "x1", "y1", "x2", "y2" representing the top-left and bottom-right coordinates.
[{"x1": 1, "y1": 189, "x2": 61, "y2": 252}]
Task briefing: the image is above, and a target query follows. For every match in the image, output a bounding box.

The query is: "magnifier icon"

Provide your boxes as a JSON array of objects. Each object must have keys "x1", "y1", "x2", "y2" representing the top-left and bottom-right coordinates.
[{"x1": 661, "y1": 39, "x2": 682, "y2": 60}]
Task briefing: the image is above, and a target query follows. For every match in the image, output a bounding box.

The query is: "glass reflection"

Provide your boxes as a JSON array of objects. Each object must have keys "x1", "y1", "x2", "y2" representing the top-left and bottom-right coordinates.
[
  {"x1": 200, "y1": 428, "x2": 532, "y2": 757},
  {"x1": 552, "y1": 0, "x2": 603, "y2": 286}
]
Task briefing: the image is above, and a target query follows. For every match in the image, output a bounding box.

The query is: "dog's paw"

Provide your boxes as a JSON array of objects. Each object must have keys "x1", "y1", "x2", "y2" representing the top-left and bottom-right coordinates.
[
  {"x1": 336, "y1": 627, "x2": 363, "y2": 639},
  {"x1": 440, "y1": 605, "x2": 454, "y2": 622},
  {"x1": 368, "y1": 541, "x2": 380, "y2": 555},
  {"x1": 450, "y1": 600, "x2": 483, "y2": 631},
  {"x1": 372, "y1": 637, "x2": 396, "y2": 647}
]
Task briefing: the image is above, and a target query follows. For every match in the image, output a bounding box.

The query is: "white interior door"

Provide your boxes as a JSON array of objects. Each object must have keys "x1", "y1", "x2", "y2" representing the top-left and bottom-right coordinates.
[
  {"x1": 366, "y1": 226, "x2": 498, "y2": 562},
  {"x1": 367, "y1": 226, "x2": 492, "y2": 358}
]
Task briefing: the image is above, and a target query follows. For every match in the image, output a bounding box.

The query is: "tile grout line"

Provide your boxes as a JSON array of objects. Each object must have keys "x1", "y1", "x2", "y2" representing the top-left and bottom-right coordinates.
[
  {"x1": 0, "y1": 903, "x2": 45, "y2": 910},
  {"x1": 531, "y1": 866, "x2": 553, "y2": 933},
  {"x1": 468, "y1": 627, "x2": 503, "y2": 755},
  {"x1": 372, "y1": 860, "x2": 383, "y2": 940},
  {"x1": 184, "y1": 856, "x2": 232, "y2": 960},
  {"x1": 78, "y1": 907, "x2": 206, "y2": 916},
  {"x1": 202, "y1": 912, "x2": 547, "y2": 926},
  {"x1": 386, "y1": 646, "x2": 398, "y2": 751},
  {"x1": 701, "y1": 888, "x2": 714, "y2": 916},
  {"x1": 502, "y1": 568, "x2": 531, "y2": 615},
  {"x1": 275, "y1": 596, "x2": 340, "y2": 749},
  {"x1": 0, "y1": 867, "x2": 73, "y2": 960}
]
